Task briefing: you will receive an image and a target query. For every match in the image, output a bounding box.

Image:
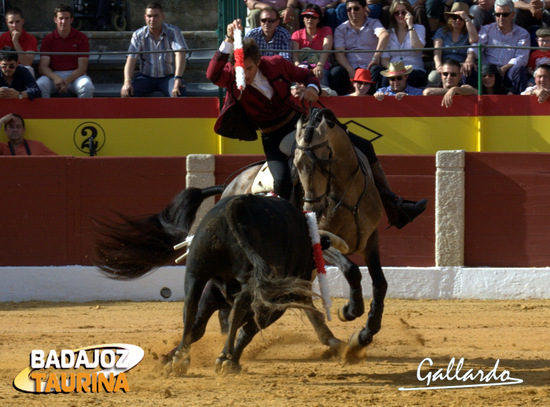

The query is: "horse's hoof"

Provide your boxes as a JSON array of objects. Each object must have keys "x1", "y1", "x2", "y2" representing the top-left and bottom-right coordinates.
[
  {"x1": 338, "y1": 305, "x2": 356, "y2": 322},
  {"x1": 343, "y1": 330, "x2": 367, "y2": 365}
]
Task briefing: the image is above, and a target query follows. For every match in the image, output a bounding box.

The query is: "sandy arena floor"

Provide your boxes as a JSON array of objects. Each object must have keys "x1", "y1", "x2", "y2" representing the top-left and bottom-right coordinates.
[{"x1": 1, "y1": 298, "x2": 549, "y2": 406}]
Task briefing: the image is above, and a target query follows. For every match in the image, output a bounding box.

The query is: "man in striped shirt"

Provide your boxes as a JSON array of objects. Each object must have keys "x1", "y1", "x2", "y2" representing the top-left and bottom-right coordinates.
[
  {"x1": 467, "y1": 0, "x2": 530, "y2": 94},
  {"x1": 121, "y1": 2, "x2": 187, "y2": 97}
]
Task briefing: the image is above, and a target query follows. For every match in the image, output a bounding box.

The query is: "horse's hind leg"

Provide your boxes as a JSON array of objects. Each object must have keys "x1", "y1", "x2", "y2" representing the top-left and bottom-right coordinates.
[
  {"x1": 323, "y1": 247, "x2": 365, "y2": 321},
  {"x1": 304, "y1": 306, "x2": 346, "y2": 356},
  {"x1": 346, "y1": 231, "x2": 387, "y2": 362}
]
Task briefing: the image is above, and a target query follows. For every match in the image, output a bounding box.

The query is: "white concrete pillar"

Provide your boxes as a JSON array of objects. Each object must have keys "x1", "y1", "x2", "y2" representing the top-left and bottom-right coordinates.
[
  {"x1": 186, "y1": 154, "x2": 216, "y2": 231},
  {"x1": 435, "y1": 150, "x2": 465, "y2": 267}
]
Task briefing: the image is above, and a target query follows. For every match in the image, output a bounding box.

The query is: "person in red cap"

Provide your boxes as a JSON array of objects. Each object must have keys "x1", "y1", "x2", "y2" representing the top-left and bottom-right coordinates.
[
  {"x1": 348, "y1": 68, "x2": 375, "y2": 96},
  {"x1": 291, "y1": 4, "x2": 333, "y2": 87}
]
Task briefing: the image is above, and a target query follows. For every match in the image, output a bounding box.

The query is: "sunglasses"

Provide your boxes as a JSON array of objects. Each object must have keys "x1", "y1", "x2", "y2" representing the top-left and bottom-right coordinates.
[
  {"x1": 494, "y1": 12, "x2": 511, "y2": 17},
  {"x1": 450, "y1": 15, "x2": 464, "y2": 21},
  {"x1": 394, "y1": 10, "x2": 408, "y2": 16},
  {"x1": 260, "y1": 18, "x2": 278, "y2": 24},
  {"x1": 388, "y1": 76, "x2": 404, "y2": 81},
  {"x1": 442, "y1": 72, "x2": 458, "y2": 77},
  {"x1": 347, "y1": 6, "x2": 362, "y2": 12}
]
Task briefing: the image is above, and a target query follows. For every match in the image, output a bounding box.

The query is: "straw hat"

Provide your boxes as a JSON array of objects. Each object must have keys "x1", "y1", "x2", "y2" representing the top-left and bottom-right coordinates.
[
  {"x1": 444, "y1": 2, "x2": 474, "y2": 20},
  {"x1": 380, "y1": 61, "x2": 413, "y2": 77},
  {"x1": 351, "y1": 68, "x2": 375, "y2": 83}
]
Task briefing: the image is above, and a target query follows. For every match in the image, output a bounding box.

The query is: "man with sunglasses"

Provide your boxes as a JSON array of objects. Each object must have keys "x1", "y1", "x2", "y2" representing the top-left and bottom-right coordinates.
[
  {"x1": 330, "y1": 0, "x2": 389, "y2": 95},
  {"x1": 374, "y1": 61, "x2": 423, "y2": 101},
  {"x1": 0, "y1": 47, "x2": 41, "y2": 100},
  {"x1": 245, "y1": 0, "x2": 300, "y2": 32},
  {"x1": 245, "y1": 7, "x2": 292, "y2": 61},
  {"x1": 467, "y1": 0, "x2": 530, "y2": 94},
  {"x1": 423, "y1": 58, "x2": 477, "y2": 107}
]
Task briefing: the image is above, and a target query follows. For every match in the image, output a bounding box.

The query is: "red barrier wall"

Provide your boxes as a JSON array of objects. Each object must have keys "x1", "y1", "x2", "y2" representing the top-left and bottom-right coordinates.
[
  {"x1": 0, "y1": 157, "x2": 187, "y2": 266},
  {"x1": 465, "y1": 153, "x2": 550, "y2": 267}
]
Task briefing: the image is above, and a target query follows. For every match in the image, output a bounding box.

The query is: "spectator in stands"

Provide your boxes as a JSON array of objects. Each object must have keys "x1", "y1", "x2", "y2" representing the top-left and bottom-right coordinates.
[
  {"x1": 374, "y1": 60, "x2": 423, "y2": 100},
  {"x1": 428, "y1": 2, "x2": 478, "y2": 87},
  {"x1": 0, "y1": 113, "x2": 57, "y2": 155},
  {"x1": 298, "y1": 0, "x2": 342, "y2": 31},
  {"x1": 380, "y1": 0, "x2": 427, "y2": 89},
  {"x1": 37, "y1": 4, "x2": 94, "y2": 98},
  {"x1": 246, "y1": 7, "x2": 292, "y2": 61},
  {"x1": 121, "y1": 2, "x2": 187, "y2": 98},
  {"x1": 0, "y1": 47, "x2": 41, "y2": 99},
  {"x1": 423, "y1": 58, "x2": 477, "y2": 107},
  {"x1": 348, "y1": 68, "x2": 375, "y2": 95},
  {"x1": 467, "y1": 0, "x2": 530, "y2": 94},
  {"x1": 0, "y1": 8, "x2": 38, "y2": 75},
  {"x1": 291, "y1": 4, "x2": 334, "y2": 87},
  {"x1": 469, "y1": 0, "x2": 496, "y2": 29},
  {"x1": 481, "y1": 63, "x2": 513, "y2": 93},
  {"x1": 512, "y1": 0, "x2": 550, "y2": 30},
  {"x1": 521, "y1": 63, "x2": 550, "y2": 102},
  {"x1": 330, "y1": 0, "x2": 390, "y2": 95},
  {"x1": 527, "y1": 27, "x2": 550, "y2": 79},
  {"x1": 245, "y1": 0, "x2": 300, "y2": 32}
]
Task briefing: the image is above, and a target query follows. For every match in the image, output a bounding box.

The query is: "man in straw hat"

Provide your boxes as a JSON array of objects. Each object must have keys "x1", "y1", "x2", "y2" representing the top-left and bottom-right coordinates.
[
  {"x1": 423, "y1": 58, "x2": 477, "y2": 108},
  {"x1": 374, "y1": 61, "x2": 423, "y2": 101}
]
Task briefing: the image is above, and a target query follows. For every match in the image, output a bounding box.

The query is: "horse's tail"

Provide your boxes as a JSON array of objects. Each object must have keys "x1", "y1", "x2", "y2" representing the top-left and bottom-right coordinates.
[
  {"x1": 224, "y1": 196, "x2": 321, "y2": 327},
  {"x1": 94, "y1": 185, "x2": 225, "y2": 280}
]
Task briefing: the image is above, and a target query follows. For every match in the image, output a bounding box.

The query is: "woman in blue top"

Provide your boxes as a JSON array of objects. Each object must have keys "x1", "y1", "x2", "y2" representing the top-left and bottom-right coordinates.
[{"x1": 428, "y1": 2, "x2": 478, "y2": 87}]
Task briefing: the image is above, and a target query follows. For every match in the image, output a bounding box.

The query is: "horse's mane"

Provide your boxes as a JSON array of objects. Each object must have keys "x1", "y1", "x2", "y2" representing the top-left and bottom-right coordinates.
[{"x1": 303, "y1": 108, "x2": 348, "y2": 144}]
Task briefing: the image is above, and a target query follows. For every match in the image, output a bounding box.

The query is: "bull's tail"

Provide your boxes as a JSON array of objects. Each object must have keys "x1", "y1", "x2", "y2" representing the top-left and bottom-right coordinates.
[
  {"x1": 224, "y1": 196, "x2": 322, "y2": 327},
  {"x1": 94, "y1": 185, "x2": 224, "y2": 279}
]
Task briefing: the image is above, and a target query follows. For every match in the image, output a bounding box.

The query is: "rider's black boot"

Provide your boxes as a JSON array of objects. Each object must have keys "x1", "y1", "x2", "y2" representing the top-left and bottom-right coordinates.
[{"x1": 370, "y1": 162, "x2": 428, "y2": 229}]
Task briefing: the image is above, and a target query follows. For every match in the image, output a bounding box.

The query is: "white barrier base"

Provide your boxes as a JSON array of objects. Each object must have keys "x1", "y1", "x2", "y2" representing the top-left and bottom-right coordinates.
[{"x1": 1, "y1": 266, "x2": 549, "y2": 302}]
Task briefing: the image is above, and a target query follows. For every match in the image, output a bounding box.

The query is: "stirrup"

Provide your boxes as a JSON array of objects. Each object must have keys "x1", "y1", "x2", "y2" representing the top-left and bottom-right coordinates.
[{"x1": 388, "y1": 198, "x2": 428, "y2": 230}]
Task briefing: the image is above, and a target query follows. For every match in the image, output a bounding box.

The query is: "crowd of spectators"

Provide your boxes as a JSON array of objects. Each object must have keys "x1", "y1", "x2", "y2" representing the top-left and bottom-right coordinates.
[
  {"x1": 246, "y1": 0, "x2": 550, "y2": 104},
  {"x1": 1, "y1": 0, "x2": 550, "y2": 103}
]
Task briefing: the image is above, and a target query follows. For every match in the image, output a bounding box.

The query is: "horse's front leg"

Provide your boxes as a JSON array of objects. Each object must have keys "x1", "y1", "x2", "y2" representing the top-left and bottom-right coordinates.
[
  {"x1": 346, "y1": 231, "x2": 387, "y2": 362},
  {"x1": 323, "y1": 247, "x2": 365, "y2": 321}
]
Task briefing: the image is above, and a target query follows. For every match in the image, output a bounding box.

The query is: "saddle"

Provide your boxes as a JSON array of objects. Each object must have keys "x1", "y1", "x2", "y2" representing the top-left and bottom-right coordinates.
[{"x1": 250, "y1": 130, "x2": 373, "y2": 195}]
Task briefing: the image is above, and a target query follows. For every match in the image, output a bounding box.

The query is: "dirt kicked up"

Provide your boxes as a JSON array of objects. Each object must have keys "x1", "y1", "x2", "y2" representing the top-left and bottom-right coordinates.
[{"x1": 1, "y1": 298, "x2": 549, "y2": 407}]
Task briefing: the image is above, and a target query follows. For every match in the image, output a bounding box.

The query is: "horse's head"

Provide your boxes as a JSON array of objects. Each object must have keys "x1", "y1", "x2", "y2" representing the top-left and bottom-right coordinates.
[{"x1": 293, "y1": 108, "x2": 339, "y2": 216}]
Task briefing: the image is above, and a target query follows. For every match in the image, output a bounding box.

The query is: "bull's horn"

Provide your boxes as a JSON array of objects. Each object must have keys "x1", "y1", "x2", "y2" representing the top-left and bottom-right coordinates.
[{"x1": 318, "y1": 230, "x2": 349, "y2": 253}]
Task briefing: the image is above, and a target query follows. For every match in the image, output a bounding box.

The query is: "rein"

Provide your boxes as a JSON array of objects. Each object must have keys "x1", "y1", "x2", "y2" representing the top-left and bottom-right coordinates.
[{"x1": 296, "y1": 109, "x2": 369, "y2": 252}]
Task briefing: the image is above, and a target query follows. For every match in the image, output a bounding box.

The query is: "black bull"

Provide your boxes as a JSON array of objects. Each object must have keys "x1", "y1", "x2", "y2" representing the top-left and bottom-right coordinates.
[{"x1": 95, "y1": 186, "x2": 338, "y2": 375}]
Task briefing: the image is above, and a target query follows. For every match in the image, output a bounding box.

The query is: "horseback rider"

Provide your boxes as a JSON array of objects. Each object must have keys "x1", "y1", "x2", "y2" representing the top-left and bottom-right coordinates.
[{"x1": 207, "y1": 19, "x2": 427, "y2": 229}]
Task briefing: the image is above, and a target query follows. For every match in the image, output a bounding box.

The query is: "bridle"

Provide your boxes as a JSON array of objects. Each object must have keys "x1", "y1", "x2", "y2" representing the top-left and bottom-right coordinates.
[{"x1": 295, "y1": 108, "x2": 369, "y2": 252}]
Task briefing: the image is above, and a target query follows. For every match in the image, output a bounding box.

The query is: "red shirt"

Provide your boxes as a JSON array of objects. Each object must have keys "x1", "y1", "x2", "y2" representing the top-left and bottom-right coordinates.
[
  {"x1": 528, "y1": 49, "x2": 550, "y2": 70},
  {"x1": 0, "y1": 29, "x2": 38, "y2": 52},
  {"x1": 40, "y1": 27, "x2": 89, "y2": 71},
  {"x1": 0, "y1": 140, "x2": 57, "y2": 156}
]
